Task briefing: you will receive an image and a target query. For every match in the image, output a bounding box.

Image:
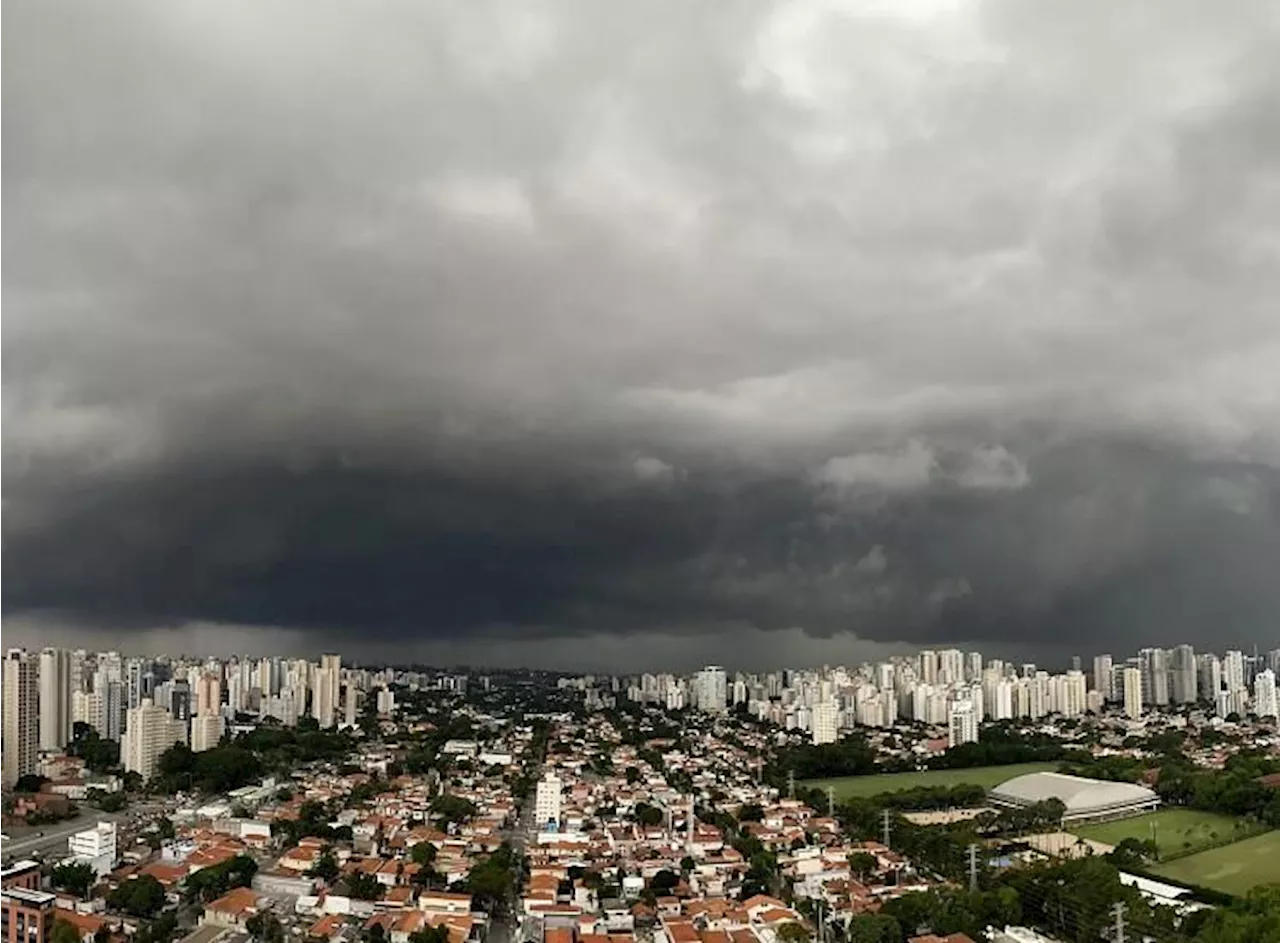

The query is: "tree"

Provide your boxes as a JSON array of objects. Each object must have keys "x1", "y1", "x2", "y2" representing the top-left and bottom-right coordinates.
[
  {"x1": 775, "y1": 922, "x2": 810, "y2": 943},
  {"x1": 738, "y1": 803, "x2": 765, "y2": 822},
  {"x1": 847, "y1": 852, "x2": 877, "y2": 881},
  {"x1": 430, "y1": 794, "x2": 478, "y2": 827},
  {"x1": 135, "y1": 913, "x2": 179, "y2": 943},
  {"x1": 634, "y1": 803, "x2": 663, "y2": 827},
  {"x1": 52, "y1": 920, "x2": 82, "y2": 943},
  {"x1": 625, "y1": 767, "x2": 641, "y2": 785},
  {"x1": 845, "y1": 915, "x2": 900, "y2": 943},
  {"x1": 52, "y1": 861, "x2": 97, "y2": 899},
  {"x1": 347, "y1": 872, "x2": 382, "y2": 901},
  {"x1": 89, "y1": 789, "x2": 128, "y2": 813},
  {"x1": 680, "y1": 856, "x2": 696, "y2": 873},
  {"x1": 310, "y1": 849, "x2": 340, "y2": 883},
  {"x1": 184, "y1": 855, "x2": 259, "y2": 903},
  {"x1": 411, "y1": 842, "x2": 438, "y2": 867},
  {"x1": 650, "y1": 869, "x2": 679, "y2": 893},
  {"x1": 108, "y1": 875, "x2": 167, "y2": 918},
  {"x1": 408, "y1": 927, "x2": 450, "y2": 943},
  {"x1": 14, "y1": 774, "x2": 49, "y2": 793},
  {"x1": 246, "y1": 913, "x2": 285, "y2": 943}
]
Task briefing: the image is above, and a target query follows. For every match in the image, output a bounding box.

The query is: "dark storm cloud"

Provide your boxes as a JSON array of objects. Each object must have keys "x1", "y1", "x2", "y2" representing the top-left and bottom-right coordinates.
[{"x1": 4, "y1": 0, "x2": 1280, "y2": 665}]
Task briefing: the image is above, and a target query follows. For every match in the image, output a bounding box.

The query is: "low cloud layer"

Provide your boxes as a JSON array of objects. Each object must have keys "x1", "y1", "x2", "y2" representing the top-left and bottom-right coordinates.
[{"x1": 4, "y1": 0, "x2": 1279, "y2": 667}]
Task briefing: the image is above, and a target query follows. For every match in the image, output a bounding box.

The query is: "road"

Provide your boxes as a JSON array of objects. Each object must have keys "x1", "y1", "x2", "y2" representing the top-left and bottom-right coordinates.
[
  {"x1": 2, "y1": 810, "x2": 121, "y2": 862},
  {"x1": 489, "y1": 773, "x2": 541, "y2": 943}
]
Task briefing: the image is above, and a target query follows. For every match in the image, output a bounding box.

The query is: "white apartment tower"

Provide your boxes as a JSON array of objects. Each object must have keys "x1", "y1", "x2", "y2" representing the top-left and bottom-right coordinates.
[
  {"x1": 122, "y1": 699, "x2": 185, "y2": 782},
  {"x1": 1093, "y1": 654, "x2": 1114, "y2": 701},
  {"x1": 695, "y1": 666, "x2": 727, "y2": 712},
  {"x1": 1123, "y1": 667, "x2": 1143, "y2": 720},
  {"x1": 535, "y1": 771, "x2": 563, "y2": 830},
  {"x1": 3, "y1": 650, "x2": 40, "y2": 788},
  {"x1": 811, "y1": 700, "x2": 838, "y2": 745},
  {"x1": 39, "y1": 648, "x2": 73, "y2": 751},
  {"x1": 1254, "y1": 669, "x2": 1278, "y2": 719},
  {"x1": 319, "y1": 654, "x2": 342, "y2": 727},
  {"x1": 312, "y1": 667, "x2": 336, "y2": 728},
  {"x1": 948, "y1": 700, "x2": 979, "y2": 747}
]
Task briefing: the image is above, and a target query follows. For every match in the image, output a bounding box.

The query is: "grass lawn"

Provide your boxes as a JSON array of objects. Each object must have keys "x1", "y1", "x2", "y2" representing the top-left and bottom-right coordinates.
[
  {"x1": 1151, "y1": 830, "x2": 1280, "y2": 897},
  {"x1": 804, "y1": 762, "x2": 1058, "y2": 799},
  {"x1": 1074, "y1": 808, "x2": 1245, "y2": 857}
]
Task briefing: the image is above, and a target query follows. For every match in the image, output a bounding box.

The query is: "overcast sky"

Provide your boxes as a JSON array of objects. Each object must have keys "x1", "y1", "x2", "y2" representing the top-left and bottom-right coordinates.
[{"x1": 4, "y1": 0, "x2": 1279, "y2": 670}]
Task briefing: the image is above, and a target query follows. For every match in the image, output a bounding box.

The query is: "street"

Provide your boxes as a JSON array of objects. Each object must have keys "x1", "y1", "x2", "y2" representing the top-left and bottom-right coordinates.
[{"x1": 2, "y1": 809, "x2": 120, "y2": 862}]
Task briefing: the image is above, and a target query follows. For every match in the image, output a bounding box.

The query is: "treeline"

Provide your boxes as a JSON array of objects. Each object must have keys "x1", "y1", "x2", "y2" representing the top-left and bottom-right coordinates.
[
  {"x1": 768, "y1": 734, "x2": 878, "y2": 781},
  {"x1": 773, "y1": 726, "x2": 1069, "y2": 785},
  {"x1": 1156, "y1": 751, "x2": 1280, "y2": 826},
  {"x1": 925, "y1": 725, "x2": 1067, "y2": 770}
]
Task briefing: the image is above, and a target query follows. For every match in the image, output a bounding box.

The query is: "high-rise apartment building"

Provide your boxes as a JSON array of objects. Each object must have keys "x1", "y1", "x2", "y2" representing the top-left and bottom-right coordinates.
[
  {"x1": 534, "y1": 771, "x2": 563, "y2": 830},
  {"x1": 948, "y1": 700, "x2": 978, "y2": 747},
  {"x1": 320, "y1": 654, "x2": 342, "y2": 726},
  {"x1": 1255, "y1": 669, "x2": 1278, "y2": 719},
  {"x1": 196, "y1": 672, "x2": 222, "y2": 716},
  {"x1": 3, "y1": 650, "x2": 40, "y2": 788},
  {"x1": 38, "y1": 648, "x2": 72, "y2": 751},
  {"x1": 1123, "y1": 667, "x2": 1143, "y2": 720},
  {"x1": 811, "y1": 700, "x2": 838, "y2": 745},
  {"x1": 1139, "y1": 648, "x2": 1169, "y2": 706},
  {"x1": 312, "y1": 667, "x2": 336, "y2": 728},
  {"x1": 190, "y1": 713, "x2": 222, "y2": 753},
  {"x1": 695, "y1": 666, "x2": 727, "y2": 712},
  {"x1": 918, "y1": 650, "x2": 938, "y2": 685},
  {"x1": 1171, "y1": 644, "x2": 1197, "y2": 704},
  {"x1": 1225, "y1": 651, "x2": 1246, "y2": 694},
  {"x1": 1093, "y1": 654, "x2": 1114, "y2": 701},
  {"x1": 121, "y1": 699, "x2": 185, "y2": 782}
]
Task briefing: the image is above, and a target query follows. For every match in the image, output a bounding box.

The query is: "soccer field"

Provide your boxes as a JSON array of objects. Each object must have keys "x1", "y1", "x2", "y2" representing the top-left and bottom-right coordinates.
[
  {"x1": 804, "y1": 762, "x2": 1058, "y2": 799},
  {"x1": 1151, "y1": 830, "x2": 1280, "y2": 896},
  {"x1": 1074, "y1": 808, "x2": 1245, "y2": 857}
]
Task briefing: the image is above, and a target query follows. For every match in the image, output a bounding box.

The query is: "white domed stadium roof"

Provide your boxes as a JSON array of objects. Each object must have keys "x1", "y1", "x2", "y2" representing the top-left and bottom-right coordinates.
[{"x1": 989, "y1": 771, "x2": 1158, "y2": 820}]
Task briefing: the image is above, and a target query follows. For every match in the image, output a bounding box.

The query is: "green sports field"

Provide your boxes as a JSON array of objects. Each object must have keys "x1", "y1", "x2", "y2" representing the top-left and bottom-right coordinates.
[
  {"x1": 1073, "y1": 808, "x2": 1245, "y2": 858},
  {"x1": 804, "y1": 762, "x2": 1058, "y2": 799},
  {"x1": 1150, "y1": 830, "x2": 1280, "y2": 897}
]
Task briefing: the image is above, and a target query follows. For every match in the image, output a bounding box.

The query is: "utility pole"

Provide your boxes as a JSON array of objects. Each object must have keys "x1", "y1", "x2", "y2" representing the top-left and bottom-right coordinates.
[
  {"x1": 966, "y1": 843, "x2": 979, "y2": 892},
  {"x1": 881, "y1": 809, "x2": 892, "y2": 849},
  {"x1": 1111, "y1": 901, "x2": 1126, "y2": 943}
]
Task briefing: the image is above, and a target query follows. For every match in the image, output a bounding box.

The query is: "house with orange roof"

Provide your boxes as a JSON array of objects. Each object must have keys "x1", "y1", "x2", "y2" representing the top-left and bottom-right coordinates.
[
  {"x1": 201, "y1": 887, "x2": 262, "y2": 929},
  {"x1": 307, "y1": 914, "x2": 348, "y2": 941},
  {"x1": 139, "y1": 863, "x2": 189, "y2": 889},
  {"x1": 418, "y1": 891, "x2": 472, "y2": 915},
  {"x1": 52, "y1": 908, "x2": 114, "y2": 943}
]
